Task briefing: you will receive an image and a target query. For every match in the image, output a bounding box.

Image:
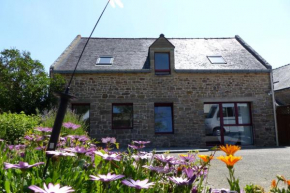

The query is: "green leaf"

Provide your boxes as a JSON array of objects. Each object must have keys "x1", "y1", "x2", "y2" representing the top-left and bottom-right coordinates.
[
  {"x1": 4, "y1": 180, "x2": 11, "y2": 193},
  {"x1": 45, "y1": 177, "x2": 52, "y2": 184},
  {"x1": 94, "y1": 155, "x2": 102, "y2": 168},
  {"x1": 115, "y1": 143, "x2": 119, "y2": 149}
]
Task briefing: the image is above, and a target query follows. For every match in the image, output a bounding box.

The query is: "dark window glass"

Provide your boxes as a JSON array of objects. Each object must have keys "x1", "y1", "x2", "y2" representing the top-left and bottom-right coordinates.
[
  {"x1": 71, "y1": 104, "x2": 90, "y2": 133},
  {"x1": 222, "y1": 103, "x2": 236, "y2": 125},
  {"x1": 155, "y1": 104, "x2": 173, "y2": 133},
  {"x1": 155, "y1": 53, "x2": 170, "y2": 75},
  {"x1": 97, "y1": 57, "x2": 113, "y2": 65},
  {"x1": 112, "y1": 104, "x2": 133, "y2": 129},
  {"x1": 222, "y1": 106, "x2": 235, "y2": 117},
  {"x1": 206, "y1": 105, "x2": 218, "y2": 118}
]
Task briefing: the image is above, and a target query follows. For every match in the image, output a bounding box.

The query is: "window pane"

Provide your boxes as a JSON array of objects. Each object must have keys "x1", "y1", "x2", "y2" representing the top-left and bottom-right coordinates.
[
  {"x1": 97, "y1": 57, "x2": 113, "y2": 64},
  {"x1": 222, "y1": 103, "x2": 236, "y2": 125},
  {"x1": 204, "y1": 104, "x2": 222, "y2": 145},
  {"x1": 155, "y1": 53, "x2": 169, "y2": 70},
  {"x1": 155, "y1": 105, "x2": 173, "y2": 133},
  {"x1": 112, "y1": 104, "x2": 133, "y2": 129},
  {"x1": 207, "y1": 56, "x2": 226, "y2": 64},
  {"x1": 224, "y1": 126, "x2": 253, "y2": 145},
  {"x1": 237, "y1": 103, "x2": 251, "y2": 124}
]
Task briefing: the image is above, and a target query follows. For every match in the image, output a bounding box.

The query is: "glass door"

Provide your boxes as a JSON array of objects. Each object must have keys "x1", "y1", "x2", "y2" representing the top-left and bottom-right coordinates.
[{"x1": 204, "y1": 102, "x2": 253, "y2": 146}]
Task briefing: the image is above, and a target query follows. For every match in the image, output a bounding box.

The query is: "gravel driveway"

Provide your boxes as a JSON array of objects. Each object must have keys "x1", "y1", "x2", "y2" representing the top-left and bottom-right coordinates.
[{"x1": 171, "y1": 146, "x2": 290, "y2": 191}]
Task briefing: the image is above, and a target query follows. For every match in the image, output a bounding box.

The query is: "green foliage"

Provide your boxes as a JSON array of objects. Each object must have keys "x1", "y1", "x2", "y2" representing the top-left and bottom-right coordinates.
[
  {"x1": 227, "y1": 168, "x2": 240, "y2": 193},
  {"x1": 0, "y1": 48, "x2": 65, "y2": 114},
  {"x1": 0, "y1": 132, "x2": 212, "y2": 193},
  {"x1": 40, "y1": 109, "x2": 88, "y2": 136},
  {"x1": 244, "y1": 184, "x2": 265, "y2": 193},
  {"x1": 0, "y1": 112, "x2": 40, "y2": 144}
]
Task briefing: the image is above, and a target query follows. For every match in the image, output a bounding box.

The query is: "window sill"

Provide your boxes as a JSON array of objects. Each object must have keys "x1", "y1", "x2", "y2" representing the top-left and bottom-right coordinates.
[
  {"x1": 112, "y1": 127, "x2": 133, "y2": 130},
  {"x1": 155, "y1": 132, "x2": 174, "y2": 134}
]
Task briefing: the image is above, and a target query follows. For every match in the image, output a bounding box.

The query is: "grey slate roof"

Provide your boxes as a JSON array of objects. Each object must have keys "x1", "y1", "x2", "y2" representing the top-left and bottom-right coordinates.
[
  {"x1": 273, "y1": 64, "x2": 290, "y2": 91},
  {"x1": 51, "y1": 35, "x2": 271, "y2": 73}
]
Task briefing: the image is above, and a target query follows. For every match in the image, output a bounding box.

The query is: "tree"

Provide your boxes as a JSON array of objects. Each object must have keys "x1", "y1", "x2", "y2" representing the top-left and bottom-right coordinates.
[{"x1": 0, "y1": 48, "x2": 65, "y2": 114}]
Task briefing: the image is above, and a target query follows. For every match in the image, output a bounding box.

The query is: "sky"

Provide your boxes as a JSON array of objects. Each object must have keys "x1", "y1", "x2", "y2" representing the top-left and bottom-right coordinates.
[{"x1": 1, "y1": 0, "x2": 290, "y2": 73}]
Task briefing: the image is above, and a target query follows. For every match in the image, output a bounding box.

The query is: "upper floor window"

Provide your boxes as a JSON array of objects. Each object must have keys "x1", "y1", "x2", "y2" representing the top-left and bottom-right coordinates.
[
  {"x1": 207, "y1": 56, "x2": 226, "y2": 64},
  {"x1": 96, "y1": 56, "x2": 113, "y2": 65},
  {"x1": 155, "y1": 53, "x2": 170, "y2": 75}
]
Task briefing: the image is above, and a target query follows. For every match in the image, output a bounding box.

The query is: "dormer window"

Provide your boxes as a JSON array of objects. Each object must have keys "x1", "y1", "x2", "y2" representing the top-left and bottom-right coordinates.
[
  {"x1": 96, "y1": 56, "x2": 113, "y2": 65},
  {"x1": 155, "y1": 52, "x2": 170, "y2": 75},
  {"x1": 207, "y1": 56, "x2": 226, "y2": 64}
]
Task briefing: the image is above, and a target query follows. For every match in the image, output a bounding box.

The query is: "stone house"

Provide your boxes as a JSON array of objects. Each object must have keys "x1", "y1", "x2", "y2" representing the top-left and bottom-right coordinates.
[
  {"x1": 50, "y1": 34, "x2": 277, "y2": 147},
  {"x1": 273, "y1": 64, "x2": 290, "y2": 105}
]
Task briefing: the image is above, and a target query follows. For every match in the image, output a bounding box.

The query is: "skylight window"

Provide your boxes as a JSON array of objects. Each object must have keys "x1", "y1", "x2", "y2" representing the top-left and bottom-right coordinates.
[
  {"x1": 207, "y1": 56, "x2": 226, "y2": 64},
  {"x1": 96, "y1": 56, "x2": 113, "y2": 65}
]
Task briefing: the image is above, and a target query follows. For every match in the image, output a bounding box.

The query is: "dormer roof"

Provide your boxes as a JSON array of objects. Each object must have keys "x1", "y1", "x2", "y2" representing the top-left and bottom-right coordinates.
[{"x1": 150, "y1": 34, "x2": 175, "y2": 49}]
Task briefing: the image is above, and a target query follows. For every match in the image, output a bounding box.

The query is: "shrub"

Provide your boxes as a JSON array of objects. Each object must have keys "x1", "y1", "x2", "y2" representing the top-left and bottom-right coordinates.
[
  {"x1": 0, "y1": 112, "x2": 40, "y2": 144},
  {"x1": 39, "y1": 109, "x2": 88, "y2": 136}
]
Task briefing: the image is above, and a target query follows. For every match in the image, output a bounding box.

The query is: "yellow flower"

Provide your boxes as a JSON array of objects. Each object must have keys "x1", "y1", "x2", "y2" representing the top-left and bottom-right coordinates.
[
  {"x1": 271, "y1": 179, "x2": 276, "y2": 188},
  {"x1": 216, "y1": 155, "x2": 242, "y2": 168},
  {"x1": 198, "y1": 155, "x2": 213, "y2": 163},
  {"x1": 219, "y1": 144, "x2": 241, "y2": 156}
]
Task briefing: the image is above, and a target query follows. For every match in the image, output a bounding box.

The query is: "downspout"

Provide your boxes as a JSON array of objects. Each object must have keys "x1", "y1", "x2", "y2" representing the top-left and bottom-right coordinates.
[{"x1": 270, "y1": 70, "x2": 279, "y2": 146}]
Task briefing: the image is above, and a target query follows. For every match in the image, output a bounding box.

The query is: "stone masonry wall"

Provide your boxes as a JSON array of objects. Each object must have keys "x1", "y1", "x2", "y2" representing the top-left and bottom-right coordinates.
[{"x1": 60, "y1": 72, "x2": 276, "y2": 147}]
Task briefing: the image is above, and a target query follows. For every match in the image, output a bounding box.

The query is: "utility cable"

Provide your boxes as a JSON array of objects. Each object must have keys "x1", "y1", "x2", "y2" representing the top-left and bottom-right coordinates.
[
  {"x1": 43, "y1": 0, "x2": 111, "y2": 178},
  {"x1": 66, "y1": 0, "x2": 111, "y2": 94}
]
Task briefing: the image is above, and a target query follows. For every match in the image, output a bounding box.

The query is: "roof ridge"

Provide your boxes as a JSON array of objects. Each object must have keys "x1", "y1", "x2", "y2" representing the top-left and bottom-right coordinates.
[
  {"x1": 274, "y1": 63, "x2": 290, "y2": 70},
  {"x1": 81, "y1": 37, "x2": 235, "y2": 40}
]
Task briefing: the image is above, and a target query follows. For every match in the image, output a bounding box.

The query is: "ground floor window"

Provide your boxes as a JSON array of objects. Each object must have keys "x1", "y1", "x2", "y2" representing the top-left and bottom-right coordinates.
[
  {"x1": 154, "y1": 103, "x2": 174, "y2": 134},
  {"x1": 112, "y1": 103, "x2": 133, "y2": 129},
  {"x1": 204, "y1": 102, "x2": 253, "y2": 146},
  {"x1": 71, "y1": 103, "x2": 90, "y2": 134}
]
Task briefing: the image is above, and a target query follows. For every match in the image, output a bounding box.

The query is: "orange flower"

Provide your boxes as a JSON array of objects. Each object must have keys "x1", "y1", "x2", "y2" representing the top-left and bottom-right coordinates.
[
  {"x1": 219, "y1": 144, "x2": 241, "y2": 156},
  {"x1": 216, "y1": 155, "x2": 242, "y2": 168},
  {"x1": 271, "y1": 179, "x2": 276, "y2": 188},
  {"x1": 287, "y1": 180, "x2": 290, "y2": 186},
  {"x1": 198, "y1": 155, "x2": 213, "y2": 163}
]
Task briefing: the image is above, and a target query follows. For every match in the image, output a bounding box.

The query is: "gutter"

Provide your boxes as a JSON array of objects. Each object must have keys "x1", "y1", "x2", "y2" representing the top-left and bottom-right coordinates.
[
  {"x1": 53, "y1": 69, "x2": 271, "y2": 74},
  {"x1": 52, "y1": 69, "x2": 151, "y2": 74},
  {"x1": 270, "y1": 70, "x2": 279, "y2": 146},
  {"x1": 174, "y1": 69, "x2": 271, "y2": 73}
]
